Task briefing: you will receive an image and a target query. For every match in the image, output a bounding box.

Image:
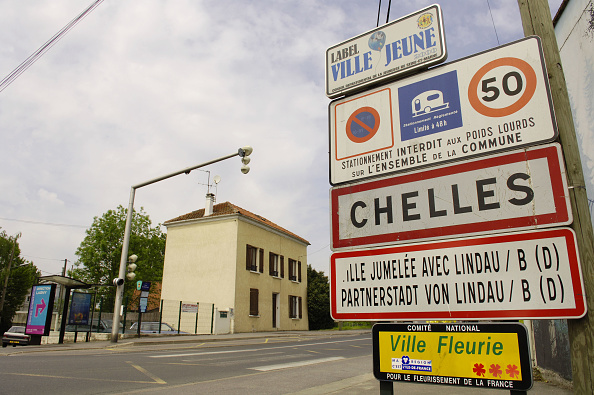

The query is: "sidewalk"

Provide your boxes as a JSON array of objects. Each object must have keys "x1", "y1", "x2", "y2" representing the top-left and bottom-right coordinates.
[{"x1": 1, "y1": 329, "x2": 572, "y2": 394}]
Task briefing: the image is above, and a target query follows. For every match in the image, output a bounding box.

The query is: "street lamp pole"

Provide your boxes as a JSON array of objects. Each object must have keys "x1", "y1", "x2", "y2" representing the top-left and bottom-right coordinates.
[{"x1": 111, "y1": 147, "x2": 252, "y2": 342}]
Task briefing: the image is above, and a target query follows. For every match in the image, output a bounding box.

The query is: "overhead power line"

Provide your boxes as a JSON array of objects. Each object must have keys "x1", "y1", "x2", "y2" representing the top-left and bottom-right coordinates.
[
  {"x1": 0, "y1": 0, "x2": 105, "y2": 93},
  {"x1": 0, "y1": 216, "x2": 88, "y2": 229}
]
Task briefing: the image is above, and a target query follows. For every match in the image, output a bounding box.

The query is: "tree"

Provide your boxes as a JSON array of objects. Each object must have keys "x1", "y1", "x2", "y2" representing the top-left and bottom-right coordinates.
[
  {"x1": 307, "y1": 264, "x2": 335, "y2": 330},
  {"x1": 0, "y1": 230, "x2": 39, "y2": 334},
  {"x1": 71, "y1": 206, "x2": 166, "y2": 310}
]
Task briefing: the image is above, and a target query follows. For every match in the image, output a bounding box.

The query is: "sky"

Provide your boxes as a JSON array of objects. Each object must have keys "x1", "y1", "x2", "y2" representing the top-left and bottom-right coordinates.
[{"x1": 0, "y1": 0, "x2": 564, "y2": 279}]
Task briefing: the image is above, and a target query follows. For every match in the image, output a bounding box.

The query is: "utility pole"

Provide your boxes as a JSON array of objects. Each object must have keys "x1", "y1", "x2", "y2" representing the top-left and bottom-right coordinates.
[{"x1": 517, "y1": 1, "x2": 594, "y2": 393}]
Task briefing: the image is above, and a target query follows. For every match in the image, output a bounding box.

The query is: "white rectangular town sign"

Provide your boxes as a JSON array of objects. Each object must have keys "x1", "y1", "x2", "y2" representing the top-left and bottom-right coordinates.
[
  {"x1": 330, "y1": 228, "x2": 586, "y2": 321},
  {"x1": 329, "y1": 36, "x2": 556, "y2": 185},
  {"x1": 326, "y1": 4, "x2": 446, "y2": 99},
  {"x1": 331, "y1": 144, "x2": 571, "y2": 250}
]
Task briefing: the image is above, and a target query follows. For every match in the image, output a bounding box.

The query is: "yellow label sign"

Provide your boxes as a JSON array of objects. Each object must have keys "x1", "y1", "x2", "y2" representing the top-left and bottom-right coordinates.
[
  {"x1": 372, "y1": 323, "x2": 532, "y2": 391},
  {"x1": 379, "y1": 331, "x2": 522, "y2": 380}
]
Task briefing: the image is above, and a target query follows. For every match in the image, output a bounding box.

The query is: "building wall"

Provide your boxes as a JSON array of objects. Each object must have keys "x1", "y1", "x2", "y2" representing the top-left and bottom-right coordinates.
[
  {"x1": 161, "y1": 217, "x2": 238, "y2": 309},
  {"x1": 161, "y1": 213, "x2": 309, "y2": 333},
  {"x1": 234, "y1": 218, "x2": 309, "y2": 333}
]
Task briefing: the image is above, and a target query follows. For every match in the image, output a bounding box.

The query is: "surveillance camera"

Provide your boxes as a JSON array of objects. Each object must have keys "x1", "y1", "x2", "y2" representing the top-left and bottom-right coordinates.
[{"x1": 113, "y1": 278, "x2": 124, "y2": 286}]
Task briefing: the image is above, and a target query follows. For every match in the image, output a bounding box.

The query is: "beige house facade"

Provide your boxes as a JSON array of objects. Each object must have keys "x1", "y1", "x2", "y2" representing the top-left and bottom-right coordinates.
[{"x1": 160, "y1": 197, "x2": 310, "y2": 333}]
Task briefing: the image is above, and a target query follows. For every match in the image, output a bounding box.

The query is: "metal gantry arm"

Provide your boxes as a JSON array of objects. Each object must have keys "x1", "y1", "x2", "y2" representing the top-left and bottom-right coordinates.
[{"x1": 111, "y1": 147, "x2": 252, "y2": 342}]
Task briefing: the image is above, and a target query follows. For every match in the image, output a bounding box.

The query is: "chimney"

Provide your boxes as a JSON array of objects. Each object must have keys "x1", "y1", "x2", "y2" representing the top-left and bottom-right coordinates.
[{"x1": 205, "y1": 193, "x2": 215, "y2": 216}]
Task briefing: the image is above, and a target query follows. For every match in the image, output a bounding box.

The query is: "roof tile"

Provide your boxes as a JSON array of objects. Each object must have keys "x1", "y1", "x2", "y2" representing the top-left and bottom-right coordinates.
[{"x1": 165, "y1": 201, "x2": 310, "y2": 245}]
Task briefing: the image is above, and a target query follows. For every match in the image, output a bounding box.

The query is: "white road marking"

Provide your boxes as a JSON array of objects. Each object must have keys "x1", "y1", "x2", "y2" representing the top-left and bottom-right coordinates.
[
  {"x1": 249, "y1": 357, "x2": 345, "y2": 371},
  {"x1": 149, "y1": 338, "x2": 365, "y2": 359}
]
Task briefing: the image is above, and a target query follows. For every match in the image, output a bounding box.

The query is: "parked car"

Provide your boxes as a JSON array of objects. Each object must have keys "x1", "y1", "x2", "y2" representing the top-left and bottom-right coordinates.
[
  {"x1": 65, "y1": 319, "x2": 121, "y2": 333},
  {"x1": 2, "y1": 326, "x2": 30, "y2": 348},
  {"x1": 129, "y1": 322, "x2": 186, "y2": 334}
]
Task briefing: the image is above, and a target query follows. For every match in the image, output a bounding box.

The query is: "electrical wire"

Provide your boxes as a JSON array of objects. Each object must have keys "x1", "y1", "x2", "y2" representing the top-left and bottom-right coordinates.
[
  {"x1": 486, "y1": 0, "x2": 501, "y2": 45},
  {"x1": 0, "y1": 0, "x2": 105, "y2": 93},
  {"x1": 377, "y1": 0, "x2": 382, "y2": 27},
  {"x1": 0, "y1": 217, "x2": 88, "y2": 229},
  {"x1": 385, "y1": 0, "x2": 392, "y2": 24}
]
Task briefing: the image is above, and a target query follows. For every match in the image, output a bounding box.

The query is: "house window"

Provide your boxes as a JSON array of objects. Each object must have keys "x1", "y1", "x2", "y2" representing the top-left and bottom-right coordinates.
[
  {"x1": 246, "y1": 245, "x2": 264, "y2": 273},
  {"x1": 289, "y1": 259, "x2": 301, "y2": 282},
  {"x1": 269, "y1": 252, "x2": 279, "y2": 277},
  {"x1": 289, "y1": 295, "x2": 302, "y2": 319},
  {"x1": 250, "y1": 288, "x2": 259, "y2": 316}
]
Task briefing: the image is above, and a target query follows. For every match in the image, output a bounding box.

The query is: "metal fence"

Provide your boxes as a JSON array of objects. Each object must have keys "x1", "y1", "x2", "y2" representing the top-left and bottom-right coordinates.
[{"x1": 158, "y1": 300, "x2": 215, "y2": 335}]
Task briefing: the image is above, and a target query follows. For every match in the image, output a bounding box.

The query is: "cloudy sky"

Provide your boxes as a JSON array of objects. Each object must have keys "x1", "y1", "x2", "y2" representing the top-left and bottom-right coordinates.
[{"x1": 0, "y1": 0, "x2": 564, "y2": 278}]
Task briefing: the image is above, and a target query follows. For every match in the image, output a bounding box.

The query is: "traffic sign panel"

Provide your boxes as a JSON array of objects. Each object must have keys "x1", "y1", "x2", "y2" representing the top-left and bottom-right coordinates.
[
  {"x1": 331, "y1": 144, "x2": 572, "y2": 250},
  {"x1": 372, "y1": 323, "x2": 533, "y2": 391},
  {"x1": 330, "y1": 228, "x2": 586, "y2": 321},
  {"x1": 326, "y1": 4, "x2": 446, "y2": 98},
  {"x1": 329, "y1": 36, "x2": 557, "y2": 185}
]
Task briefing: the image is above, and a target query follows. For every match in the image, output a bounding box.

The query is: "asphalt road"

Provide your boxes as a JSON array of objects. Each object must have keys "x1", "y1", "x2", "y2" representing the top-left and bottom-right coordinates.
[
  {"x1": 0, "y1": 330, "x2": 573, "y2": 394},
  {"x1": 1, "y1": 332, "x2": 373, "y2": 394}
]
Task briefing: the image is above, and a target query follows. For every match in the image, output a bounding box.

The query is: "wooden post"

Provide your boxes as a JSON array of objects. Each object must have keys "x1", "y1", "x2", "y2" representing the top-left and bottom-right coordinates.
[{"x1": 517, "y1": 1, "x2": 594, "y2": 393}]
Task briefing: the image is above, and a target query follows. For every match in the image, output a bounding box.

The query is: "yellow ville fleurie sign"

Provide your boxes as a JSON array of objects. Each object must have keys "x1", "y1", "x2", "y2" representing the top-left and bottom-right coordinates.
[{"x1": 372, "y1": 323, "x2": 532, "y2": 391}]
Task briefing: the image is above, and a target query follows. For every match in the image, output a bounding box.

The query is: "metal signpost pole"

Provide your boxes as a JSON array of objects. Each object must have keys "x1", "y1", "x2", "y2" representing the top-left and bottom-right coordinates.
[{"x1": 110, "y1": 148, "x2": 252, "y2": 343}]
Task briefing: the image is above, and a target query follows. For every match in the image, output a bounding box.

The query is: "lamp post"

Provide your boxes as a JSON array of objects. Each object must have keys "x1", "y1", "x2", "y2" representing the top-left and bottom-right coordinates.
[{"x1": 110, "y1": 147, "x2": 252, "y2": 342}]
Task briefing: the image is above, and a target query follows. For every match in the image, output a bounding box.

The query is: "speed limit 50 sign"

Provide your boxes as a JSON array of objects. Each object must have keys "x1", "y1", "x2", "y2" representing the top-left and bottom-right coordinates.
[{"x1": 329, "y1": 36, "x2": 557, "y2": 185}]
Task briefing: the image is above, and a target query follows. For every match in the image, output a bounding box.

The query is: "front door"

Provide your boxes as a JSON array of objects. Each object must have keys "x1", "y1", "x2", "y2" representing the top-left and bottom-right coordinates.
[{"x1": 272, "y1": 293, "x2": 279, "y2": 328}]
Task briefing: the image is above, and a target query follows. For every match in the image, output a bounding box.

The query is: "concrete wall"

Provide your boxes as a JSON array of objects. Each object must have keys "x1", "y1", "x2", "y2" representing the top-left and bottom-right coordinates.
[
  {"x1": 533, "y1": 319, "x2": 573, "y2": 380},
  {"x1": 161, "y1": 217, "x2": 238, "y2": 308}
]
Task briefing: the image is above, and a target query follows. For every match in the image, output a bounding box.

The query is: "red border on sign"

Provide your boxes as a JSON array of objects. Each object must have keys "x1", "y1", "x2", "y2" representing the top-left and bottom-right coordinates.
[
  {"x1": 334, "y1": 88, "x2": 395, "y2": 161},
  {"x1": 468, "y1": 57, "x2": 537, "y2": 117},
  {"x1": 330, "y1": 228, "x2": 586, "y2": 321},
  {"x1": 331, "y1": 144, "x2": 570, "y2": 249}
]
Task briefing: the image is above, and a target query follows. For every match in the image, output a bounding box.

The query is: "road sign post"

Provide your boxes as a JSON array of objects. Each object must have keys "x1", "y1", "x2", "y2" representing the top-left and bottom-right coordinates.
[
  {"x1": 331, "y1": 228, "x2": 586, "y2": 321},
  {"x1": 326, "y1": 4, "x2": 446, "y2": 99},
  {"x1": 329, "y1": 36, "x2": 557, "y2": 185},
  {"x1": 372, "y1": 322, "x2": 533, "y2": 391},
  {"x1": 331, "y1": 144, "x2": 571, "y2": 250}
]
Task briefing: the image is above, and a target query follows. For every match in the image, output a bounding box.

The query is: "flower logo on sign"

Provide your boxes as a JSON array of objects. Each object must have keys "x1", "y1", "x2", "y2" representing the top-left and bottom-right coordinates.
[
  {"x1": 506, "y1": 364, "x2": 520, "y2": 378},
  {"x1": 489, "y1": 364, "x2": 503, "y2": 378},
  {"x1": 473, "y1": 363, "x2": 486, "y2": 377}
]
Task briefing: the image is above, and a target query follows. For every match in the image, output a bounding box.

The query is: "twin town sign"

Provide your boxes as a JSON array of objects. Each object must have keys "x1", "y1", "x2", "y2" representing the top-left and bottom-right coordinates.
[
  {"x1": 331, "y1": 228, "x2": 586, "y2": 321},
  {"x1": 329, "y1": 37, "x2": 556, "y2": 185}
]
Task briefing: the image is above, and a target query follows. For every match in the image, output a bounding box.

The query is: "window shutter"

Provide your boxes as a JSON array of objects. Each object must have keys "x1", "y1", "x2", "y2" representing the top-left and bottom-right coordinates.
[
  {"x1": 259, "y1": 248, "x2": 264, "y2": 273},
  {"x1": 298, "y1": 296, "x2": 302, "y2": 318},
  {"x1": 250, "y1": 288, "x2": 259, "y2": 316},
  {"x1": 288, "y1": 295, "x2": 292, "y2": 318},
  {"x1": 298, "y1": 261, "x2": 302, "y2": 282},
  {"x1": 246, "y1": 246, "x2": 251, "y2": 270},
  {"x1": 269, "y1": 252, "x2": 273, "y2": 275},
  {"x1": 280, "y1": 256, "x2": 284, "y2": 278}
]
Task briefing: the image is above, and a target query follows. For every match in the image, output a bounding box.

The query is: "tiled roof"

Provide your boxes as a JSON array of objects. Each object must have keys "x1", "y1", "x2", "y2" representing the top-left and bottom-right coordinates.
[{"x1": 164, "y1": 201, "x2": 310, "y2": 245}]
